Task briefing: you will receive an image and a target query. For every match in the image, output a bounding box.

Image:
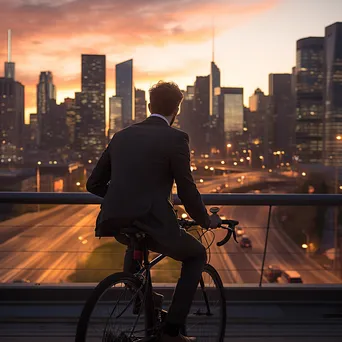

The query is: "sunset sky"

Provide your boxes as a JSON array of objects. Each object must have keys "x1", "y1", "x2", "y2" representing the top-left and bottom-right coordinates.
[{"x1": 0, "y1": 0, "x2": 341, "y2": 124}]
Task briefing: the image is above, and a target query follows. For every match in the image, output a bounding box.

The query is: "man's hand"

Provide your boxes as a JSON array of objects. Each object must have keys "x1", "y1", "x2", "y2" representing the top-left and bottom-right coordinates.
[{"x1": 209, "y1": 213, "x2": 221, "y2": 229}]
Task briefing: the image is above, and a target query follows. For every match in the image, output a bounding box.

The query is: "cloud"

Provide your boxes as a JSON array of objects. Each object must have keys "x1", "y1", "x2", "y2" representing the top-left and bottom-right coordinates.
[{"x1": 0, "y1": 0, "x2": 279, "y2": 119}]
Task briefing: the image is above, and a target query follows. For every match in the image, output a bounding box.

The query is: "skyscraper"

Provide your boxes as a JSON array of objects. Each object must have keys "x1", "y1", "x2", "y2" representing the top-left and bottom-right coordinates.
[
  {"x1": 193, "y1": 76, "x2": 210, "y2": 155},
  {"x1": 46, "y1": 99, "x2": 67, "y2": 156},
  {"x1": 210, "y1": 62, "x2": 221, "y2": 117},
  {"x1": 215, "y1": 87, "x2": 244, "y2": 158},
  {"x1": 247, "y1": 88, "x2": 272, "y2": 167},
  {"x1": 108, "y1": 96, "x2": 122, "y2": 140},
  {"x1": 4, "y1": 30, "x2": 15, "y2": 79},
  {"x1": 0, "y1": 29, "x2": 24, "y2": 164},
  {"x1": 79, "y1": 54, "x2": 106, "y2": 161},
  {"x1": 29, "y1": 113, "x2": 38, "y2": 147},
  {"x1": 135, "y1": 88, "x2": 146, "y2": 123},
  {"x1": 179, "y1": 86, "x2": 195, "y2": 144},
  {"x1": 209, "y1": 62, "x2": 221, "y2": 154},
  {"x1": 269, "y1": 73, "x2": 294, "y2": 162},
  {"x1": 324, "y1": 22, "x2": 342, "y2": 167},
  {"x1": 37, "y1": 71, "x2": 56, "y2": 148},
  {"x1": 0, "y1": 78, "x2": 24, "y2": 163},
  {"x1": 63, "y1": 97, "x2": 77, "y2": 149},
  {"x1": 116, "y1": 59, "x2": 134, "y2": 127},
  {"x1": 295, "y1": 37, "x2": 324, "y2": 164}
]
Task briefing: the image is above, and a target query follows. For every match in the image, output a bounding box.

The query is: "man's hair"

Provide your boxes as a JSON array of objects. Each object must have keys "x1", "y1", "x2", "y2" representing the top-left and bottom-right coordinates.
[{"x1": 149, "y1": 81, "x2": 184, "y2": 116}]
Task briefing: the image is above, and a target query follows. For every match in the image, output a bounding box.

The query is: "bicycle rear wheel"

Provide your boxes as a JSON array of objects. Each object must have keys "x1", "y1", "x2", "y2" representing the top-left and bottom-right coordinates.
[
  {"x1": 184, "y1": 264, "x2": 226, "y2": 342},
  {"x1": 75, "y1": 272, "x2": 148, "y2": 342}
]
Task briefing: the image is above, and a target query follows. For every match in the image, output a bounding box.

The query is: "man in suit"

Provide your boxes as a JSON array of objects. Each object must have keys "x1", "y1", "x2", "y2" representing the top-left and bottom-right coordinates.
[{"x1": 86, "y1": 81, "x2": 221, "y2": 342}]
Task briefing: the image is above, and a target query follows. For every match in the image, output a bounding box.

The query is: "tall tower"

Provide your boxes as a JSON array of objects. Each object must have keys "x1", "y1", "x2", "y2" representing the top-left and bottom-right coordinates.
[
  {"x1": 4, "y1": 29, "x2": 15, "y2": 79},
  {"x1": 295, "y1": 37, "x2": 324, "y2": 165},
  {"x1": 37, "y1": 71, "x2": 56, "y2": 148},
  {"x1": 324, "y1": 22, "x2": 342, "y2": 167},
  {"x1": 79, "y1": 54, "x2": 106, "y2": 161},
  {"x1": 116, "y1": 59, "x2": 134, "y2": 127}
]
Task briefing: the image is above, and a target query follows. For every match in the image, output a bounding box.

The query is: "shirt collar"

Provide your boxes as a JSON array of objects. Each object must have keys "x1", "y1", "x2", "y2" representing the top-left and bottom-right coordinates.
[{"x1": 150, "y1": 113, "x2": 170, "y2": 126}]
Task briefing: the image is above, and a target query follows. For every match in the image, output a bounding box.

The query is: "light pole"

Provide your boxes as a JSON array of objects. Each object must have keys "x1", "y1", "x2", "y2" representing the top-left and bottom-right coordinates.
[
  {"x1": 36, "y1": 161, "x2": 41, "y2": 212},
  {"x1": 333, "y1": 135, "x2": 341, "y2": 273},
  {"x1": 226, "y1": 143, "x2": 232, "y2": 166},
  {"x1": 247, "y1": 149, "x2": 252, "y2": 168},
  {"x1": 302, "y1": 230, "x2": 310, "y2": 256}
]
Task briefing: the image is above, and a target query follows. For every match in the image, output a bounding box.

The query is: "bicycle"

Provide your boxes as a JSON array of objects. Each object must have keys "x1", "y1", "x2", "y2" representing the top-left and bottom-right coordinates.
[{"x1": 75, "y1": 207, "x2": 239, "y2": 342}]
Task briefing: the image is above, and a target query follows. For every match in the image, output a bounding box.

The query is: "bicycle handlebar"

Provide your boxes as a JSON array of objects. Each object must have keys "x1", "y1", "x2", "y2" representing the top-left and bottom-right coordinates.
[{"x1": 177, "y1": 218, "x2": 239, "y2": 247}]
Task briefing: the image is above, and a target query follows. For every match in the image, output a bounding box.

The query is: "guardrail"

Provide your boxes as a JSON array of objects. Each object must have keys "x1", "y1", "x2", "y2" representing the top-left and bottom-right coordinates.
[
  {"x1": 1, "y1": 192, "x2": 342, "y2": 205},
  {"x1": 0, "y1": 192, "x2": 341, "y2": 288}
]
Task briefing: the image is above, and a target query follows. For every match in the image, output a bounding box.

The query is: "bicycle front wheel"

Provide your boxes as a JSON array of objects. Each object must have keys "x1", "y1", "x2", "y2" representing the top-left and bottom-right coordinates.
[
  {"x1": 184, "y1": 263, "x2": 226, "y2": 342},
  {"x1": 75, "y1": 272, "x2": 147, "y2": 342}
]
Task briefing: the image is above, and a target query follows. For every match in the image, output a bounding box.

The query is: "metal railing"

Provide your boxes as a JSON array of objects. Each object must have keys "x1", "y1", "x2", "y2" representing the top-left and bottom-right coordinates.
[{"x1": 0, "y1": 192, "x2": 341, "y2": 287}]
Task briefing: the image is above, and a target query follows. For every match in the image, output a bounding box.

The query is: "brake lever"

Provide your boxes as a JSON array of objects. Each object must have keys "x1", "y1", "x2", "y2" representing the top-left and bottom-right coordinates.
[{"x1": 231, "y1": 228, "x2": 238, "y2": 243}]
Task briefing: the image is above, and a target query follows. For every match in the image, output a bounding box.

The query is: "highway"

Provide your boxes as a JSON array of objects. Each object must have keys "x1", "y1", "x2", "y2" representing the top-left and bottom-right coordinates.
[
  {"x1": 0, "y1": 176, "x2": 340, "y2": 284},
  {"x1": 0, "y1": 204, "x2": 101, "y2": 283}
]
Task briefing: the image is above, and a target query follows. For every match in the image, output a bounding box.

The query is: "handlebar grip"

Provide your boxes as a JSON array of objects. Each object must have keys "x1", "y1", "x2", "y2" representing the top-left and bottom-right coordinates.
[{"x1": 217, "y1": 229, "x2": 232, "y2": 246}]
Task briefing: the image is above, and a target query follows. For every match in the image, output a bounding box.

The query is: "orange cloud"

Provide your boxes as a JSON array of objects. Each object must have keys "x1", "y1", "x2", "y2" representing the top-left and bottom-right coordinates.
[{"x1": 0, "y1": 0, "x2": 279, "y2": 119}]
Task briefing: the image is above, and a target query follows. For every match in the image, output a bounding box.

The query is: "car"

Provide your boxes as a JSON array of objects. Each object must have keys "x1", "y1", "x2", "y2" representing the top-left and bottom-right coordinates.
[
  {"x1": 240, "y1": 235, "x2": 252, "y2": 248},
  {"x1": 13, "y1": 279, "x2": 30, "y2": 284},
  {"x1": 236, "y1": 226, "x2": 245, "y2": 236},
  {"x1": 278, "y1": 270, "x2": 303, "y2": 284},
  {"x1": 264, "y1": 265, "x2": 282, "y2": 283}
]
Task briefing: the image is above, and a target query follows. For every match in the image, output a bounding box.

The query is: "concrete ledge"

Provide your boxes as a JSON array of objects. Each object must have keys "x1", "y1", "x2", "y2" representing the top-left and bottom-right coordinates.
[{"x1": 1, "y1": 284, "x2": 342, "y2": 302}]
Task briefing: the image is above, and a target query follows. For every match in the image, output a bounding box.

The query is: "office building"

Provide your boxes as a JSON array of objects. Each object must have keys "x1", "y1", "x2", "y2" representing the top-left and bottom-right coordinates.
[
  {"x1": 269, "y1": 73, "x2": 294, "y2": 162},
  {"x1": 295, "y1": 37, "x2": 324, "y2": 164},
  {"x1": 193, "y1": 76, "x2": 210, "y2": 155},
  {"x1": 108, "y1": 96, "x2": 123, "y2": 140},
  {"x1": 37, "y1": 71, "x2": 56, "y2": 148},
  {"x1": 135, "y1": 88, "x2": 146, "y2": 123},
  {"x1": 0, "y1": 77, "x2": 24, "y2": 164},
  {"x1": 4, "y1": 30, "x2": 14, "y2": 80},
  {"x1": 247, "y1": 88, "x2": 272, "y2": 167},
  {"x1": 116, "y1": 59, "x2": 134, "y2": 127},
  {"x1": 216, "y1": 87, "x2": 244, "y2": 157},
  {"x1": 45, "y1": 99, "x2": 67, "y2": 156},
  {"x1": 209, "y1": 62, "x2": 221, "y2": 154},
  {"x1": 79, "y1": 54, "x2": 106, "y2": 161},
  {"x1": 178, "y1": 86, "x2": 195, "y2": 143},
  {"x1": 29, "y1": 113, "x2": 38, "y2": 147},
  {"x1": 63, "y1": 98, "x2": 77, "y2": 149},
  {"x1": 324, "y1": 22, "x2": 342, "y2": 167}
]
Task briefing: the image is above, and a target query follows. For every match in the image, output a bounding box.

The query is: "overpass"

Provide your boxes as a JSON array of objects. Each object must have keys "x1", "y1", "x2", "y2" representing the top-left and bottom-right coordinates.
[{"x1": 0, "y1": 192, "x2": 341, "y2": 341}]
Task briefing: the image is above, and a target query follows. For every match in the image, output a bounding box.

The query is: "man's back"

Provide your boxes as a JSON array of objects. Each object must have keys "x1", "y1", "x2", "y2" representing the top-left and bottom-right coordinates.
[
  {"x1": 87, "y1": 115, "x2": 209, "y2": 231},
  {"x1": 105, "y1": 116, "x2": 177, "y2": 219}
]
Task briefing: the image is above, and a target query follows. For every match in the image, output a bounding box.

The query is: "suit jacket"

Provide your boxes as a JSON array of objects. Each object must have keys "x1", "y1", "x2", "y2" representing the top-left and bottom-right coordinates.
[{"x1": 86, "y1": 115, "x2": 210, "y2": 236}]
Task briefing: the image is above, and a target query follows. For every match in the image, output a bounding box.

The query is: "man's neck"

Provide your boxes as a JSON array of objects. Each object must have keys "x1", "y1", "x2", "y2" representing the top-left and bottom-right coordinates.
[{"x1": 150, "y1": 113, "x2": 171, "y2": 126}]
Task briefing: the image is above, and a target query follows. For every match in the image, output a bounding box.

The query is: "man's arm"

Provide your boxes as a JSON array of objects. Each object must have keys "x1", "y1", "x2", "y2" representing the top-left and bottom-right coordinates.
[
  {"x1": 170, "y1": 132, "x2": 210, "y2": 228},
  {"x1": 86, "y1": 143, "x2": 111, "y2": 198}
]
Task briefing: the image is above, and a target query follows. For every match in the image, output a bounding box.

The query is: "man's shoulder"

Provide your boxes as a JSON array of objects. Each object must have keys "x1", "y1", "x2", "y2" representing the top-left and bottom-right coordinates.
[{"x1": 169, "y1": 127, "x2": 189, "y2": 140}]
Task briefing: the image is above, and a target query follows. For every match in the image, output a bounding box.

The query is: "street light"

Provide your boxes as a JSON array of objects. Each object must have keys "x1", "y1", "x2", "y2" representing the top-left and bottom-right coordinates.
[
  {"x1": 76, "y1": 182, "x2": 81, "y2": 186},
  {"x1": 302, "y1": 172, "x2": 306, "y2": 177}
]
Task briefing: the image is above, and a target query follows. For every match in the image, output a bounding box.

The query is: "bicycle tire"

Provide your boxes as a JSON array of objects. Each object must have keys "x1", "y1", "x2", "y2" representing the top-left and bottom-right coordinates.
[
  {"x1": 75, "y1": 272, "x2": 145, "y2": 342},
  {"x1": 184, "y1": 263, "x2": 226, "y2": 342}
]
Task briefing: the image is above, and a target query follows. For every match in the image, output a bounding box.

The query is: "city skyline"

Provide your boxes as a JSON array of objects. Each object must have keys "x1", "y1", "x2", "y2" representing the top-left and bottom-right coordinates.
[{"x1": 0, "y1": 0, "x2": 341, "y2": 122}]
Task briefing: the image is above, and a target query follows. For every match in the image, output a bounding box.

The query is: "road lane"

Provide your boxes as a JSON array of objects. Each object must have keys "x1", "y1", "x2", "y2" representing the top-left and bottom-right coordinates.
[
  {"x1": 227, "y1": 205, "x2": 341, "y2": 284},
  {"x1": 0, "y1": 181, "x2": 340, "y2": 285},
  {"x1": 0, "y1": 205, "x2": 100, "y2": 283}
]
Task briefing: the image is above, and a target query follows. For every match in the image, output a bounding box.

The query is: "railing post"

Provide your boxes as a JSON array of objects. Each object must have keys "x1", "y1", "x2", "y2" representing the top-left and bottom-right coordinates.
[{"x1": 259, "y1": 205, "x2": 272, "y2": 287}]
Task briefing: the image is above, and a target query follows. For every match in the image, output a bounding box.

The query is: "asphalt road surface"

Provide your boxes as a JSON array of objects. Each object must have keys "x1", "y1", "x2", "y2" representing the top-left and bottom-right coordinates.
[{"x1": 0, "y1": 176, "x2": 340, "y2": 284}]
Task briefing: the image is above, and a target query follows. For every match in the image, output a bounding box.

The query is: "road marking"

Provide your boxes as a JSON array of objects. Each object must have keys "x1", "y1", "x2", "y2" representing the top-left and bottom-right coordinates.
[{"x1": 0, "y1": 206, "x2": 98, "y2": 283}]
